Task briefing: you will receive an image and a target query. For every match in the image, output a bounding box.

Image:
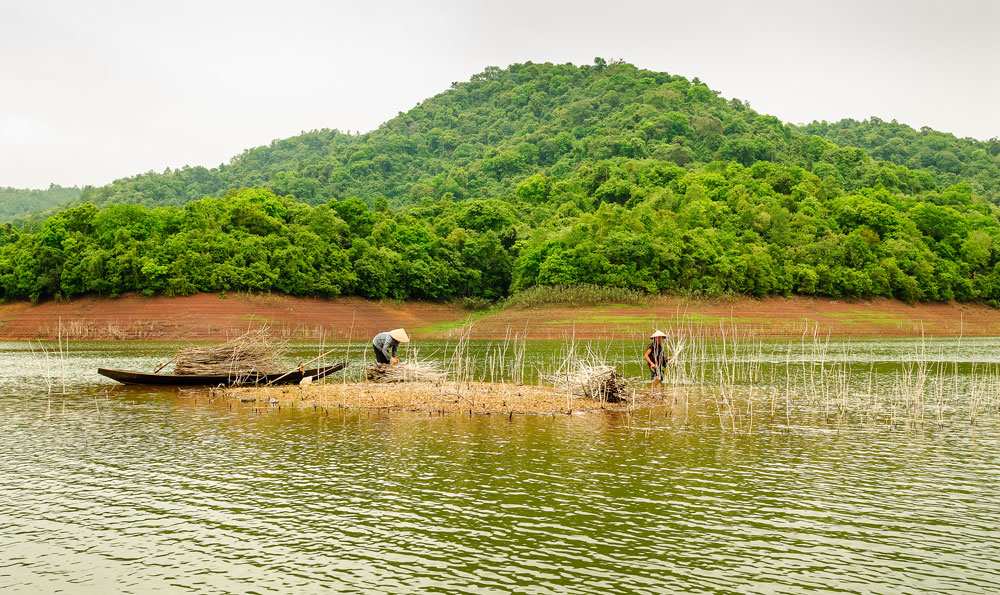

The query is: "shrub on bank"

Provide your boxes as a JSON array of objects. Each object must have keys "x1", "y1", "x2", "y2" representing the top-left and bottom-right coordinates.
[{"x1": 504, "y1": 284, "x2": 650, "y2": 309}]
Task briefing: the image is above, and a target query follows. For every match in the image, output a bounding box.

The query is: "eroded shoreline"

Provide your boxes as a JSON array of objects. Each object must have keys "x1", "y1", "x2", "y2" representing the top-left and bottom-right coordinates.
[{"x1": 3, "y1": 293, "x2": 998, "y2": 341}]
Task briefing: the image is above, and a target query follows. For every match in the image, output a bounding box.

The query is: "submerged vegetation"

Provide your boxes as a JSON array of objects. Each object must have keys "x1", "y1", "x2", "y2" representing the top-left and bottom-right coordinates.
[
  {"x1": 20, "y1": 316, "x2": 1000, "y2": 428},
  {"x1": 207, "y1": 320, "x2": 1000, "y2": 430},
  {"x1": 3, "y1": 60, "x2": 1000, "y2": 305}
]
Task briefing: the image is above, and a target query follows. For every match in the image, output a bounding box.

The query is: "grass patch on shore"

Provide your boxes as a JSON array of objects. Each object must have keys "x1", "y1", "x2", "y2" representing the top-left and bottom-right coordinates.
[
  {"x1": 542, "y1": 313, "x2": 771, "y2": 328},
  {"x1": 818, "y1": 311, "x2": 910, "y2": 325},
  {"x1": 503, "y1": 285, "x2": 650, "y2": 309},
  {"x1": 411, "y1": 309, "x2": 498, "y2": 336},
  {"x1": 238, "y1": 314, "x2": 276, "y2": 324}
]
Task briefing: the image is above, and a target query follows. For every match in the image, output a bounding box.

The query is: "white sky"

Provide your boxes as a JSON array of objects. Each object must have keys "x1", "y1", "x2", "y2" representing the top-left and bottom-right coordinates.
[{"x1": 1, "y1": 0, "x2": 998, "y2": 189}]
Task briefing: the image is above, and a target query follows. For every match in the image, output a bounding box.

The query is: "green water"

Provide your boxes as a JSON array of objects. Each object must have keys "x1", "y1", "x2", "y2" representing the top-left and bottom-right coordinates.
[{"x1": 1, "y1": 339, "x2": 999, "y2": 593}]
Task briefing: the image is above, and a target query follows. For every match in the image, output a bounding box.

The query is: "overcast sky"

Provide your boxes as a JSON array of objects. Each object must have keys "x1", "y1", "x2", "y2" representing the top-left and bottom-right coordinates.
[{"x1": 2, "y1": 0, "x2": 998, "y2": 189}]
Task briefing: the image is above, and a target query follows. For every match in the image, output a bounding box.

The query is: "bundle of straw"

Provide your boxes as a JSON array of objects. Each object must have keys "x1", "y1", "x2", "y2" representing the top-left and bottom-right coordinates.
[
  {"x1": 553, "y1": 364, "x2": 629, "y2": 403},
  {"x1": 174, "y1": 329, "x2": 283, "y2": 376},
  {"x1": 366, "y1": 361, "x2": 445, "y2": 384}
]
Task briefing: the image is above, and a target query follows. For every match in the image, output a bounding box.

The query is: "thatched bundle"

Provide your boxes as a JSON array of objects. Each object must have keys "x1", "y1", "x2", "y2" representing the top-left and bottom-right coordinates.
[
  {"x1": 174, "y1": 329, "x2": 283, "y2": 376},
  {"x1": 555, "y1": 364, "x2": 629, "y2": 403},
  {"x1": 366, "y1": 361, "x2": 445, "y2": 384},
  {"x1": 365, "y1": 363, "x2": 390, "y2": 382}
]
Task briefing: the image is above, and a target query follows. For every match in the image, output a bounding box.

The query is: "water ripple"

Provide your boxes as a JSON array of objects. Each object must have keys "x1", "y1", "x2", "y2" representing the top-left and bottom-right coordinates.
[{"x1": 1, "y1": 341, "x2": 999, "y2": 593}]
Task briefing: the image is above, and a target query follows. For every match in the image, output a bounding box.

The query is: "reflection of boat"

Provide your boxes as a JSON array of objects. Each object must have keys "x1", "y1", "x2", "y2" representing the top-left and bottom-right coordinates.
[{"x1": 97, "y1": 362, "x2": 348, "y2": 387}]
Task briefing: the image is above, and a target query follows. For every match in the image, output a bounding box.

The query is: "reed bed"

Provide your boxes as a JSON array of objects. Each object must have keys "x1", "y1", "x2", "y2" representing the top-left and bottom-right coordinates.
[
  {"x1": 224, "y1": 322, "x2": 643, "y2": 414},
  {"x1": 40, "y1": 319, "x2": 166, "y2": 340},
  {"x1": 634, "y1": 320, "x2": 1000, "y2": 433},
  {"x1": 207, "y1": 314, "x2": 998, "y2": 430},
  {"x1": 425, "y1": 317, "x2": 998, "y2": 432},
  {"x1": 221, "y1": 381, "x2": 646, "y2": 415}
]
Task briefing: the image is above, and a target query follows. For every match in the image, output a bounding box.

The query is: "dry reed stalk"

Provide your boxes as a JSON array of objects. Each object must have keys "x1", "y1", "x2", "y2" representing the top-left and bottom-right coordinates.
[
  {"x1": 547, "y1": 344, "x2": 629, "y2": 404},
  {"x1": 367, "y1": 359, "x2": 446, "y2": 383}
]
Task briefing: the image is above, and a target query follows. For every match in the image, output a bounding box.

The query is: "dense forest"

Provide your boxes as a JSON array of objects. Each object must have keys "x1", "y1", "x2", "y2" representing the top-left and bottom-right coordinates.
[
  {"x1": 2, "y1": 60, "x2": 999, "y2": 305},
  {"x1": 803, "y1": 118, "x2": 1000, "y2": 201},
  {"x1": 1, "y1": 184, "x2": 80, "y2": 222}
]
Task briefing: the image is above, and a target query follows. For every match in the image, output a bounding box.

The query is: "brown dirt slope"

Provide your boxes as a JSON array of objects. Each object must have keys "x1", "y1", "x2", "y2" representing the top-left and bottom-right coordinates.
[
  {"x1": 475, "y1": 296, "x2": 1000, "y2": 339},
  {"x1": 0, "y1": 293, "x2": 996, "y2": 340},
  {"x1": 0, "y1": 293, "x2": 461, "y2": 340}
]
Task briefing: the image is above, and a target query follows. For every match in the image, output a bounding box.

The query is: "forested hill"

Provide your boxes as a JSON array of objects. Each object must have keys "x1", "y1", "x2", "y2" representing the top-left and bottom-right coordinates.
[
  {"x1": 1, "y1": 185, "x2": 80, "y2": 221},
  {"x1": 2, "y1": 59, "x2": 1000, "y2": 306},
  {"x1": 64, "y1": 59, "x2": 1000, "y2": 211},
  {"x1": 802, "y1": 118, "x2": 1000, "y2": 202}
]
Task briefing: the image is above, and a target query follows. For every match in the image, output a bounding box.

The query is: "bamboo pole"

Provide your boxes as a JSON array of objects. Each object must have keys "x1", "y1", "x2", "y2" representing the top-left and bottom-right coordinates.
[{"x1": 265, "y1": 347, "x2": 345, "y2": 386}]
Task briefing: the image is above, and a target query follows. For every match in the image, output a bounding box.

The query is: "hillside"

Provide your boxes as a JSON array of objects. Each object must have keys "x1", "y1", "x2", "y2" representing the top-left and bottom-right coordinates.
[
  {"x1": 3, "y1": 293, "x2": 998, "y2": 341},
  {"x1": 65, "y1": 59, "x2": 1000, "y2": 212},
  {"x1": 2, "y1": 60, "x2": 999, "y2": 307},
  {"x1": 801, "y1": 118, "x2": 1000, "y2": 202},
  {"x1": 0, "y1": 184, "x2": 80, "y2": 222}
]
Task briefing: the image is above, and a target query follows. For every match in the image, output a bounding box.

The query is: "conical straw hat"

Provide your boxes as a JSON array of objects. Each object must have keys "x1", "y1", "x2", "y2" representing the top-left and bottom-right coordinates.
[
  {"x1": 389, "y1": 328, "x2": 410, "y2": 343},
  {"x1": 649, "y1": 330, "x2": 667, "y2": 339}
]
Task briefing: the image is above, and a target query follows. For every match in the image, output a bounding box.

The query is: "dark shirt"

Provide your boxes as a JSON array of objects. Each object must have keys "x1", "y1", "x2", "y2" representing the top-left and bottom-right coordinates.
[{"x1": 646, "y1": 340, "x2": 668, "y2": 367}]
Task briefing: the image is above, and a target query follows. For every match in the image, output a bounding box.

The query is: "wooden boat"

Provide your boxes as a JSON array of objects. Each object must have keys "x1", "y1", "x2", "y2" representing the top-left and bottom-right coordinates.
[{"x1": 97, "y1": 362, "x2": 348, "y2": 387}]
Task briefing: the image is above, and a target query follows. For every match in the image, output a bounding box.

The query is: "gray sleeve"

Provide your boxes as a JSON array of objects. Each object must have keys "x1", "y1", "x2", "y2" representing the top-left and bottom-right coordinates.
[{"x1": 374, "y1": 333, "x2": 394, "y2": 360}]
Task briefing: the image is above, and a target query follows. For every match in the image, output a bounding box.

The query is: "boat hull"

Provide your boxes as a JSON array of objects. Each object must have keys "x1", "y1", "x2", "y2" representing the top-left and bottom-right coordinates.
[{"x1": 97, "y1": 362, "x2": 347, "y2": 387}]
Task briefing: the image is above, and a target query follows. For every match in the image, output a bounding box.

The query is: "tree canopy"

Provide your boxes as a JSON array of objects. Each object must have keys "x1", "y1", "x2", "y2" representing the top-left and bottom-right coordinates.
[
  {"x1": 41, "y1": 59, "x2": 998, "y2": 212},
  {"x1": 0, "y1": 184, "x2": 80, "y2": 222},
  {"x1": 3, "y1": 59, "x2": 999, "y2": 306}
]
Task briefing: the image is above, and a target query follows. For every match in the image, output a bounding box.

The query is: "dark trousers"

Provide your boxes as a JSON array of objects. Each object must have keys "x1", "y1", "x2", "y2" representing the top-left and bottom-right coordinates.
[
  {"x1": 373, "y1": 344, "x2": 390, "y2": 364},
  {"x1": 649, "y1": 359, "x2": 667, "y2": 379}
]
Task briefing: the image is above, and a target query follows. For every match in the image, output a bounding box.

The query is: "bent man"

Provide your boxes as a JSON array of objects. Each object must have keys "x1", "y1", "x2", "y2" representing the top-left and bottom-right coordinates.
[
  {"x1": 644, "y1": 330, "x2": 672, "y2": 385},
  {"x1": 372, "y1": 328, "x2": 409, "y2": 364}
]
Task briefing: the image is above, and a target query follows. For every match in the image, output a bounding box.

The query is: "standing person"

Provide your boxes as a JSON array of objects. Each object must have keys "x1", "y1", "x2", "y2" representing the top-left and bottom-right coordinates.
[
  {"x1": 372, "y1": 328, "x2": 409, "y2": 364},
  {"x1": 644, "y1": 330, "x2": 672, "y2": 385}
]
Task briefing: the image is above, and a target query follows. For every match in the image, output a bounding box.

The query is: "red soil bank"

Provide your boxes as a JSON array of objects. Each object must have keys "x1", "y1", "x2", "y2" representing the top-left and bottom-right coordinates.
[
  {"x1": 479, "y1": 296, "x2": 1000, "y2": 339},
  {"x1": 0, "y1": 293, "x2": 997, "y2": 340},
  {"x1": 0, "y1": 294, "x2": 460, "y2": 341}
]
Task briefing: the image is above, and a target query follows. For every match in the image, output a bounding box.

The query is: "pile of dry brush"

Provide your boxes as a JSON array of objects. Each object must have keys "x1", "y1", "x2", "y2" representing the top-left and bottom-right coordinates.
[
  {"x1": 174, "y1": 329, "x2": 284, "y2": 376},
  {"x1": 366, "y1": 361, "x2": 445, "y2": 383},
  {"x1": 554, "y1": 364, "x2": 629, "y2": 403}
]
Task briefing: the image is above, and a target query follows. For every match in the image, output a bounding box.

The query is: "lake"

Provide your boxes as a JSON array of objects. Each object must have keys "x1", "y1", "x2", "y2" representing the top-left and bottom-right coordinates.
[{"x1": 1, "y1": 338, "x2": 998, "y2": 593}]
